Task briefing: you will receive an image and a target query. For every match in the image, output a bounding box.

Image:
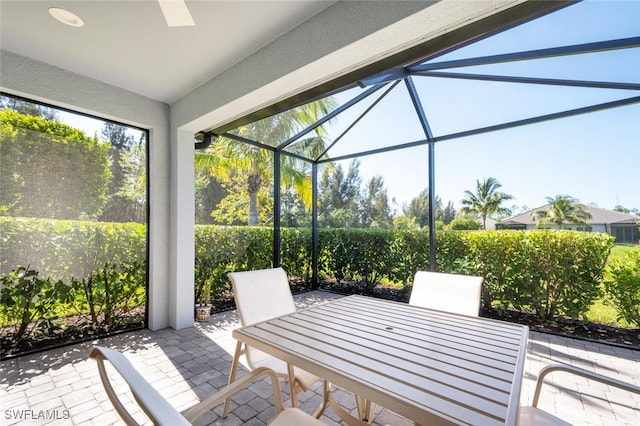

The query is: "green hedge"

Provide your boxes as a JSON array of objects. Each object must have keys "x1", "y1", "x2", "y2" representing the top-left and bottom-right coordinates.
[
  {"x1": 0, "y1": 110, "x2": 110, "y2": 219},
  {"x1": 193, "y1": 226, "x2": 614, "y2": 322},
  {"x1": 604, "y1": 251, "x2": 640, "y2": 327},
  {"x1": 462, "y1": 230, "x2": 613, "y2": 320},
  {"x1": 0, "y1": 216, "x2": 146, "y2": 282},
  {"x1": 0, "y1": 216, "x2": 147, "y2": 357},
  {"x1": 1, "y1": 218, "x2": 621, "y2": 358},
  {"x1": 1, "y1": 262, "x2": 146, "y2": 358}
]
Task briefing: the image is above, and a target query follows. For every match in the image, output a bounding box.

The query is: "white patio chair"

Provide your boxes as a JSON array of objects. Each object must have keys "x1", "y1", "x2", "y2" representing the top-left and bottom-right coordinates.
[
  {"x1": 224, "y1": 267, "x2": 330, "y2": 418},
  {"x1": 409, "y1": 270, "x2": 483, "y2": 316},
  {"x1": 89, "y1": 346, "x2": 324, "y2": 426},
  {"x1": 519, "y1": 363, "x2": 640, "y2": 425}
]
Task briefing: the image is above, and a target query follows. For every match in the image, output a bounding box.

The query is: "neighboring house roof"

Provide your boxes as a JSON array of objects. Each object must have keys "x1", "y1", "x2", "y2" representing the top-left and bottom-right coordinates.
[{"x1": 500, "y1": 204, "x2": 639, "y2": 226}]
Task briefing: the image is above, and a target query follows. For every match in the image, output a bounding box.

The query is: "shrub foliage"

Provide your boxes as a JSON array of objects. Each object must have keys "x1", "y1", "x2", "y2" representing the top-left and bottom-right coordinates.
[
  {"x1": 0, "y1": 110, "x2": 111, "y2": 219},
  {"x1": 0, "y1": 217, "x2": 146, "y2": 358},
  {"x1": 1, "y1": 217, "x2": 623, "y2": 358},
  {"x1": 604, "y1": 251, "x2": 640, "y2": 327}
]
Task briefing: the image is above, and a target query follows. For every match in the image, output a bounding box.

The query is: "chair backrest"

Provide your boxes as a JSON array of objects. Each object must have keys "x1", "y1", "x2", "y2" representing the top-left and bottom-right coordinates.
[
  {"x1": 228, "y1": 267, "x2": 296, "y2": 368},
  {"x1": 229, "y1": 267, "x2": 296, "y2": 326},
  {"x1": 89, "y1": 346, "x2": 190, "y2": 426},
  {"x1": 409, "y1": 271, "x2": 483, "y2": 316}
]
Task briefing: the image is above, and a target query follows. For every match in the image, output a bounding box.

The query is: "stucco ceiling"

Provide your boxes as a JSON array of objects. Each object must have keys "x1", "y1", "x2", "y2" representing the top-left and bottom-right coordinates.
[{"x1": 0, "y1": 0, "x2": 334, "y2": 104}]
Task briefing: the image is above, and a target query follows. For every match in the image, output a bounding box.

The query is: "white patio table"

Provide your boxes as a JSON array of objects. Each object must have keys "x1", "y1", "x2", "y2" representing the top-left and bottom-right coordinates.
[{"x1": 232, "y1": 295, "x2": 529, "y2": 425}]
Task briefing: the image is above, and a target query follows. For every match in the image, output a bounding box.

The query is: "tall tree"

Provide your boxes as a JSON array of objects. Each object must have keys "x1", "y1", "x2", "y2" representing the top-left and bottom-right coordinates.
[
  {"x1": 361, "y1": 175, "x2": 393, "y2": 228},
  {"x1": 100, "y1": 122, "x2": 136, "y2": 222},
  {"x1": 0, "y1": 109, "x2": 109, "y2": 219},
  {"x1": 318, "y1": 160, "x2": 362, "y2": 228},
  {"x1": 0, "y1": 95, "x2": 58, "y2": 120},
  {"x1": 116, "y1": 135, "x2": 147, "y2": 223},
  {"x1": 196, "y1": 99, "x2": 336, "y2": 225},
  {"x1": 403, "y1": 189, "x2": 430, "y2": 228},
  {"x1": 438, "y1": 200, "x2": 456, "y2": 225},
  {"x1": 195, "y1": 168, "x2": 227, "y2": 224},
  {"x1": 461, "y1": 177, "x2": 513, "y2": 229},
  {"x1": 532, "y1": 195, "x2": 592, "y2": 228},
  {"x1": 402, "y1": 190, "x2": 453, "y2": 229}
]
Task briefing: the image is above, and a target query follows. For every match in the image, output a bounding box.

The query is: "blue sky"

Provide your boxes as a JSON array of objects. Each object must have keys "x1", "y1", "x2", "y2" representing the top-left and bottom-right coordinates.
[{"x1": 320, "y1": 0, "x2": 640, "y2": 215}]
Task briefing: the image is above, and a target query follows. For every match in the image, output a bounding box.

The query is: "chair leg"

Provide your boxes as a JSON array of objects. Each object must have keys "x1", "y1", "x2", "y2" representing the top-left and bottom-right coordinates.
[
  {"x1": 223, "y1": 341, "x2": 243, "y2": 418},
  {"x1": 356, "y1": 394, "x2": 376, "y2": 423},
  {"x1": 286, "y1": 363, "x2": 299, "y2": 408},
  {"x1": 312, "y1": 380, "x2": 330, "y2": 418}
]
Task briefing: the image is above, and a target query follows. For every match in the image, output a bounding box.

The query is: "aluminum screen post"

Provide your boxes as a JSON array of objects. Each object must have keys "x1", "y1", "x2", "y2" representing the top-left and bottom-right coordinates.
[
  {"x1": 274, "y1": 151, "x2": 281, "y2": 267},
  {"x1": 312, "y1": 163, "x2": 319, "y2": 289}
]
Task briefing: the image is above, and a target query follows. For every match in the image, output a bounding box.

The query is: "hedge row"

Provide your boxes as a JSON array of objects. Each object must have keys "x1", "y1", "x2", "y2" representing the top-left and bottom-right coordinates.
[
  {"x1": 194, "y1": 226, "x2": 616, "y2": 321},
  {"x1": 1, "y1": 218, "x2": 625, "y2": 328},
  {"x1": 0, "y1": 216, "x2": 146, "y2": 282},
  {"x1": 1, "y1": 262, "x2": 146, "y2": 358}
]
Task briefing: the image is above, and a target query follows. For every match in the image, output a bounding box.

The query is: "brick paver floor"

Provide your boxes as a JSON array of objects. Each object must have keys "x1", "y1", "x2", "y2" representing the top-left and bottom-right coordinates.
[{"x1": 1, "y1": 291, "x2": 638, "y2": 425}]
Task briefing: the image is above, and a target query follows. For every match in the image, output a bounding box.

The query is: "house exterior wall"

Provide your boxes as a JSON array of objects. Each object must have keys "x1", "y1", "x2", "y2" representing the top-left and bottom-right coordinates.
[
  {"x1": 612, "y1": 224, "x2": 640, "y2": 244},
  {"x1": 509, "y1": 222, "x2": 638, "y2": 243},
  {"x1": 524, "y1": 224, "x2": 606, "y2": 232}
]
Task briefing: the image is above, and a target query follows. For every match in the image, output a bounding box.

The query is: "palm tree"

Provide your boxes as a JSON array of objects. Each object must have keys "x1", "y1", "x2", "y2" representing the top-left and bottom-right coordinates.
[
  {"x1": 531, "y1": 195, "x2": 592, "y2": 228},
  {"x1": 196, "y1": 99, "x2": 337, "y2": 225},
  {"x1": 461, "y1": 177, "x2": 513, "y2": 229}
]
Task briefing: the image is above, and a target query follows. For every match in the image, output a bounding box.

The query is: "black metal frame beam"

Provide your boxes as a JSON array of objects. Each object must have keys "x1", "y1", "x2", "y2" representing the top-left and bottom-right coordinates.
[
  {"x1": 316, "y1": 138, "x2": 430, "y2": 165},
  {"x1": 277, "y1": 83, "x2": 389, "y2": 151},
  {"x1": 195, "y1": 0, "x2": 640, "y2": 286},
  {"x1": 315, "y1": 80, "x2": 401, "y2": 161},
  {"x1": 273, "y1": 151, "x2": 281, "y2": 267},
  {"x1": 312, "y1": 164, "x2": 319, "y2": 288},
  {"x1": 415, "y1": 71, "x2": 640, "y2": 91},
  {"x1": 405, "y1": 76, "x2": 437, "y2": 270},
  {"x1": 220, "y1": 132, "x2": 275, "y2": 152},
  {"x1": 409, "y1": 37, "x2": 640, "y2": 72},
  {"x1": 207, "y1": 1, "x2": 573, "y2": 135},
  {"x1": 433, "y1": 95, "x2": 640, "y2": 144}
]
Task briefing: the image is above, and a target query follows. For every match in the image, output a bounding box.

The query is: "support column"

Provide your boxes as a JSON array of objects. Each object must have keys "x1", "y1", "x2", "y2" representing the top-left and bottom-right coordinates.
[{"x1": 170, "y1": 128, "x2": 195, "y2": 329}]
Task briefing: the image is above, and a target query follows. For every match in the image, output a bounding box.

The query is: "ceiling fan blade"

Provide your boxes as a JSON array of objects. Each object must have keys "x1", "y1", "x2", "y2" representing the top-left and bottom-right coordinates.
[{"x1": 158, "y1": 0, "x2": 195, "y2": 27}]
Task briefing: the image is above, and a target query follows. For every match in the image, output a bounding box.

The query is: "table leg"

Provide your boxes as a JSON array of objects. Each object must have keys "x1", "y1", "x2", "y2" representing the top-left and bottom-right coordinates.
[{"x1": 286, "y1": 363, "x2": 298, "y2": 408}]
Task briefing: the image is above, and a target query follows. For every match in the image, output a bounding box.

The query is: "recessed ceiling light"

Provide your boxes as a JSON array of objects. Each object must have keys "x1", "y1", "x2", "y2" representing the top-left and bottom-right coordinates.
[{"x1": 48, "y1": 7, "x2": 84, "y2": 27}]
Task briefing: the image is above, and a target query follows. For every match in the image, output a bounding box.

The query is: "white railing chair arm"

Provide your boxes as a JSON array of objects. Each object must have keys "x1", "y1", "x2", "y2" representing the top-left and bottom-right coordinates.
[
  {"x1": 520, "y1": 362, "x2": 640, "y2": 426},
  {"x1": 182, "y1": 366, "x2": 284, "y2": 422},
  {"x1": 531, "y1": 363, "x2": 640, "y2": 408},
  {"x1": 89, "y1": 346, "x2": 324, "y2": 426}
]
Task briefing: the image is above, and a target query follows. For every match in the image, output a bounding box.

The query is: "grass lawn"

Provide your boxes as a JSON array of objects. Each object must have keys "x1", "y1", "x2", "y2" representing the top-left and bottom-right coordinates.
[{"x1": 609, "y1": 243, "x2": 640, "y2": 260}]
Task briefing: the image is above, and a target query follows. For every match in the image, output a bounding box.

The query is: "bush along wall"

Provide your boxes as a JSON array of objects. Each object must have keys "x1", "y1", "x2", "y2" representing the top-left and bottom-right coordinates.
[
  {"x1": 0, "y1": 217, "x2": 146, "y2": 358},
  {"x1": 3, "y1": 217, "x2": 623, "y2": 357},
  {"x1": 0, "y1": 261, "x2": 146, "y2": 358},
  {"x1": 194, "y1": 226, "x2": 615, "y2": 325},
  {"x1": 462, "y1": 230, "x2": 614, "y2": 321},
  {"x1": 0, "y1": 216, "x2": 146, "y2": 282}
]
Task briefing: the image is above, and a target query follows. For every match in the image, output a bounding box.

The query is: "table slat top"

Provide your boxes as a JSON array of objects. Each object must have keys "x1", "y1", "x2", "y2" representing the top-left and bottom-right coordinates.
[{"x1": 233, "y1": 295, "x2": 529, "y2": 425}]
